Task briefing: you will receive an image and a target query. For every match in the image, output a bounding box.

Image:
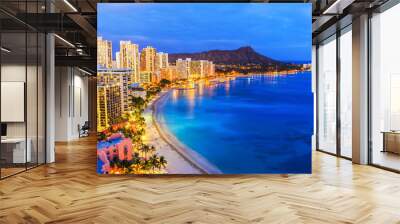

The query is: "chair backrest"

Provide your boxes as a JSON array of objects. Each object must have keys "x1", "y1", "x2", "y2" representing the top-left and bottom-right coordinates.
[{"x1": 82, "y1": 121, "x2": 90, "y2": 129}]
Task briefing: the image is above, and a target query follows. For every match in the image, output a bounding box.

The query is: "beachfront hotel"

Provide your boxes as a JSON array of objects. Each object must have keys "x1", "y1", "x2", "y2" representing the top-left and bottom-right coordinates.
[
  {"x1": 119, "y1": 41, "x2": 141, "y2": 83},
  {"x1": 98, "y1": 68, "x2": 134, "y2": 114},
  {"x1": 155, "y1": 52, "x2": 169, "y2": 70},
  {"x1": 97, "y1": 84, "x2": 122, "y2": 131},
  {"x1": 140, "y1": 46, "x2": 157, "y2": 73},
  {"x1": 97, "y1": 37, "x2": 113, "y2": 69},
  {"x1": 1, "y1": 1, "x2": 400, "y2": 223},
  {"x1": 176, "y1": 58, "x2": 192, "y2": 79}
]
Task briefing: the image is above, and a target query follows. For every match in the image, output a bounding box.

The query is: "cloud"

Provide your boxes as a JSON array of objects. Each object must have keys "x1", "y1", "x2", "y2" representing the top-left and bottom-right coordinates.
[{"x1": 98, "y1": 3, "x2": 311, "y2": 61}]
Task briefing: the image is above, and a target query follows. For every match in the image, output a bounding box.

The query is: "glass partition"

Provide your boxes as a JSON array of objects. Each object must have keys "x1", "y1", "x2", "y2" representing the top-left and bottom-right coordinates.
[
  {"x1": 317, "y1": 35, "x2": 337, "y2": 154},
  {"x1": 0, "y1": 1, "x2": 46, "y2": 179},
  {"x1": 370, "y1": 3, "x2": 400, "y2": 171},
  {"x1": 27, "y1": 31, "x2": 38, "y2": 169},
  {"x1": 1, "y1": 31, "x2": 28, "y2": 177}
]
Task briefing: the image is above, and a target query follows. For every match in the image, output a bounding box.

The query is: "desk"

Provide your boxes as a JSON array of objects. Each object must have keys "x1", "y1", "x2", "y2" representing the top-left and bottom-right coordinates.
[
  {"x1": 1, "y1": 138, "x2": 31, "y2": 163},
  {"x1": 382, "y1": 131, "x2": 400, "y2": 154}
]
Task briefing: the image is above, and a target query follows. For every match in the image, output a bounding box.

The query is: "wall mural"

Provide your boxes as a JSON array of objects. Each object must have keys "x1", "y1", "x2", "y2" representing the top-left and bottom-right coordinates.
[{"x1": 97, "y1": 3, "x2": 313, "y2": 174}]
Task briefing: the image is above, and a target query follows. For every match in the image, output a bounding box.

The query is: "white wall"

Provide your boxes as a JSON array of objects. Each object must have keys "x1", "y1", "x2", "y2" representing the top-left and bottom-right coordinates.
[{"x1": 54, "y1": 67, "x2": 89, "y2": 141}]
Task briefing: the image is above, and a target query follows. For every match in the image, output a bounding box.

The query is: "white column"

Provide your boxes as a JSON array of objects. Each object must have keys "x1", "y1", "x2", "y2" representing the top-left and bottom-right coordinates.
[
  {"x1": 46, "y1": 33, "x2": 55, "y2": 163},
  {"x1": 352, "y1": 14, "x2": 369, "y2": 164},
  {"x1": 54, "y1": 67, "x2": 73, "y2": 141}
]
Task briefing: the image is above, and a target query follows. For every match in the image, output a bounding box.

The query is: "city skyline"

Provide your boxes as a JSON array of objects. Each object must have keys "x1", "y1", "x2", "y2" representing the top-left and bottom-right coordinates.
[
  {"x1": 97, "y1": 36, "x2": 217, "y2": 131},
  {"x1": 98, "y1": 3, "x2": 311, "y2": 62}
]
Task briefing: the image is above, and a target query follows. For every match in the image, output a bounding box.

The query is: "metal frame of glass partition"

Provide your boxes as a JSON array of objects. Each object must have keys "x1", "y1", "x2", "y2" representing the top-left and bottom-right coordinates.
[
  {"x1": 0, "y1": 1, "x2": 47, "y2": 180},
  {"x1": 315, "y1": 23, "x2": 353, "y2": 161}
]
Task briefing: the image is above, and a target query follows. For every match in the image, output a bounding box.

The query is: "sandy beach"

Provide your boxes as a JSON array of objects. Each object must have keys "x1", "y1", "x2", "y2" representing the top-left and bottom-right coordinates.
[{"x1": 143, "y1": 90, "x2": 222, "y2": 174}]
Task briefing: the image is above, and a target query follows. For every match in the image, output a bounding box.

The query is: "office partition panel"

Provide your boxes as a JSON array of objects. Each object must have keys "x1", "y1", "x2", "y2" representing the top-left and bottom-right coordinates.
[
  {"x1": 317, "y1": 35, "x2": 337, "y2": 155},
  {"x1": 0, "y1": 1, "x2": 47, "y2": 179},
  {"x1": 0, "y1": 31, "x2": 28, "y2": 177}
]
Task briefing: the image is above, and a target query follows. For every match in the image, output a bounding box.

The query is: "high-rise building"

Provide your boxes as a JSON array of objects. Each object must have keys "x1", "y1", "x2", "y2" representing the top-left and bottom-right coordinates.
[
  {"x1": 120, "y1": 41, "x2": 140, "y2": 83},
  {"x1": 187, "y1": 60, "x2": 214, "y2": 79},
  {"x1": 176, "y1": 58, "x2": 191, "y2": 80},
  {"x1": 152, "y1": 71, "x2": 161, "y2": 83},
  {"x1": 140, "y1": 46, "x2": 156, "y2": 73},
  {"x1": 190, "y1": 61, "x2": 202, "y2": 79},
  {"x1": 155, "y1": 52, "x2": 169, "y2": 70},
  {"x1": 140, "y1": 72, "x2": 152, "y2": 83},
  {"x1": 97, "y1": 84, "x2": 122, "y2": 131},
  {"x1": 98, "y1": 68, "x2": 133, "y2": 113},
  {"x1": 97, "y1": 37, "x2": 113, "y2": 68},
  {"x1": 116, "y1": 52, "x2": 121, "y2": 68},
  {"x1": 160, "y1": 66, "x2": 178, "y2": 81},
  {"x1": 209, "y1": 62, "x2": 215, "y2": 77}
]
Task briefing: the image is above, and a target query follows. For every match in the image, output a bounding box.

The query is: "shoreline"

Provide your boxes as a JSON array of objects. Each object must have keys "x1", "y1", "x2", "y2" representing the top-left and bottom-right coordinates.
[{"x1": 145, "y1": 90, "x2": 222, "y2": 174}]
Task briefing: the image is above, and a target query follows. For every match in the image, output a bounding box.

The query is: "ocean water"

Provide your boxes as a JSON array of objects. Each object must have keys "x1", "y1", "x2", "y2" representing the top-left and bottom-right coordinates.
[{"x1": 159, "y1": 71, "x2": 313, "y2": 174}]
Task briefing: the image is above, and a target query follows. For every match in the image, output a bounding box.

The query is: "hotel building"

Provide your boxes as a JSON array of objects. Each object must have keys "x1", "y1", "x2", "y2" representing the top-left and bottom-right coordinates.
[
  {"x1": 161, "y1": 66, "x2": 178, "y2": 81},
  {"x1": 140, "y1": 72, "x2": 152, "y2": 83},
  {"x1": 155, "y1": 52, "x2": 169, "y2": 70},
  {"x1": 140, "y1": 46, "x2": 156, "y2": 73},
  {"x1": 115, "y1": 52, "x2": 121, "y2": 68},
  {"x1": 176, "y1": 58, "x2": 191, "y2": 80},
  {"x1": 120, "y1": 41, "x2": 140, "y2": 83},
  {"x1": 98, "y1": 68, "x2": 133, "y2": 113},
  {"x1": 97, "y1": 84, "x2": 122, "y2": 131},
  {"x1": 97, "y1": 37, "x2": 113, "y2": 68},
  {"x1": 189, "y1": 60, "x2": 214, "y2": 79}
]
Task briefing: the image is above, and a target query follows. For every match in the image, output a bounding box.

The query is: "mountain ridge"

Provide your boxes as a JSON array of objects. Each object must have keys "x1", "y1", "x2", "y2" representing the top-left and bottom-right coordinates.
[{"x1": 168, "y1": 46, "x2": 284, "y2": 65}]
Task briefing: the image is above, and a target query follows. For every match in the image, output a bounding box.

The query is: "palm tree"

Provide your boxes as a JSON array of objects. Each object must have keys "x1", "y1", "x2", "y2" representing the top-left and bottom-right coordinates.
[
  {"x1": 149, "y1": 154, "x2": 159, "y2": 173},
  {"x1": 158, "y1": 156, "x2": 167, "y2": 171},
  {"x1": 141, "y1": 159, "x2": 152, "y2": 171},
  {"x1": 149, "y1": 145, "x2": 156, "y2": 155},
  {"x1": 130, "y1": 96, "x2": 146, "y2": 111},
  {"x1": 132, "y1": 152, "x2": 141, "y2": 164},
  {"x1": 130, "y1": 153, "x2": 142, "y2": 174},
  {"x1": 139, "y1": 144, "x2": 155, "y2": 159},
  {"x1": 139, "y1": 144, "x2": 149, "y2": 159}
]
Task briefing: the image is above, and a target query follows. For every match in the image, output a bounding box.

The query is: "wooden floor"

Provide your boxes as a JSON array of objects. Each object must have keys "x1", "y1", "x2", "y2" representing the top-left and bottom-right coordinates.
[{"x1": 1, "y1": 137, "x2": 400, "y2": 224}]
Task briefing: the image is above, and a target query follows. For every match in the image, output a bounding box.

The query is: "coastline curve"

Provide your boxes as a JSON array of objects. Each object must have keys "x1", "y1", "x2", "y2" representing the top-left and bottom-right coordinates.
[{"x1": 151, "y1": 90, "x2": 223, "y2": 174}]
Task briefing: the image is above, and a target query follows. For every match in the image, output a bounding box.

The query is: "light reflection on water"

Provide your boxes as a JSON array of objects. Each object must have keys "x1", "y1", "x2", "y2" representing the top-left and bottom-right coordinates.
[{"x1": 161, "y1": 72, "x2": 313, "y2": 174}]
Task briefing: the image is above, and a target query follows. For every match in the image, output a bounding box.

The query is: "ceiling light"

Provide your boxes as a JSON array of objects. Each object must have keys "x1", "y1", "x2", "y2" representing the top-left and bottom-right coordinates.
[
  {"x1": 78, "y1": 68, "x2": 92, "y2": 76},
  {"x1": 323, "y1": 0, "x2": 355, "y2": 15},
  {"x1": 1, "y1": 47, "x2": 11, "y2": 53},
  {"x1": 63, "y1": 0, "x2": 78, "y2": 12},
  {"x1": 54, "y1": 34, "x2": 75, "y2": 48}
]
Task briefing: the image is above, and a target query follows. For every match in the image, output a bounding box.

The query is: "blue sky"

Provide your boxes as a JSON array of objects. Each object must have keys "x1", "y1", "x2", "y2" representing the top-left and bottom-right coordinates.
[{"x1": 98, "y1": 3, "x2": 311, "y2": 62}]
